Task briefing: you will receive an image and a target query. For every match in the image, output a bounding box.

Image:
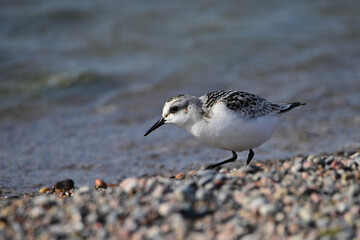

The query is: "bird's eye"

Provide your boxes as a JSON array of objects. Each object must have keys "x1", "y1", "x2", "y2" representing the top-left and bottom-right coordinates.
[{"x1": 169, "y1": 106, "x2": 179, "y2": 113}]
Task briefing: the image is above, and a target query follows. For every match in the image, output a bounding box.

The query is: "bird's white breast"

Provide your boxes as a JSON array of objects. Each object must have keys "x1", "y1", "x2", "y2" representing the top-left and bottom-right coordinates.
[{"x1": 186, "y1": 102, "x2": 280, "y2": 152}]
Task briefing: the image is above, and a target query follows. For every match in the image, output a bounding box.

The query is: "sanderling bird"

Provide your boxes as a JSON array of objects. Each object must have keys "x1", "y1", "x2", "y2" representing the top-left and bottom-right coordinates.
[{"x1": 144, "y1": 90, "x2": 305, "y2": 169}]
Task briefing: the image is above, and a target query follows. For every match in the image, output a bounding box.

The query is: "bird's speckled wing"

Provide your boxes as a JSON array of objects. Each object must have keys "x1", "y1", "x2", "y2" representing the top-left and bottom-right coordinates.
[{"x1": 200, "y1": 90, "x2": 284, "y2": 118}]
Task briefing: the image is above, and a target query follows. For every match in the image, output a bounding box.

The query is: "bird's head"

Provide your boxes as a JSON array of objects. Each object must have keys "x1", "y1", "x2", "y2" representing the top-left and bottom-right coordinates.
[{"x1": 144, "y1": 94, "x2": 201, "y2": 136}]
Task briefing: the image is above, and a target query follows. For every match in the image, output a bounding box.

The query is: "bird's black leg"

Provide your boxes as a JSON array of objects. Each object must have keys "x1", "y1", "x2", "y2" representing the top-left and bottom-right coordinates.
[
  {"x1": 205, "y1": 151, "x2": 237, "y2": 170},
  {"x1": 245, "y1": 149, "x2": 254, "y2": 166}
]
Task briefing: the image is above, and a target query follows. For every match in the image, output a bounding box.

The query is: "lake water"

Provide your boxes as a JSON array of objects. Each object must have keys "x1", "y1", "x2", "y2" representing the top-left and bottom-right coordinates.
[{"x1": 1, "y1": 0, "x2": 360, "y2": 195}]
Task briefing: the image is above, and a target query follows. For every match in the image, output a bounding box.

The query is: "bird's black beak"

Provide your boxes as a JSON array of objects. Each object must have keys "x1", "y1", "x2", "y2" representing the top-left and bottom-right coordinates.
[{"x1": 144, "y1": 117, "x2": 166, "y2": 136}]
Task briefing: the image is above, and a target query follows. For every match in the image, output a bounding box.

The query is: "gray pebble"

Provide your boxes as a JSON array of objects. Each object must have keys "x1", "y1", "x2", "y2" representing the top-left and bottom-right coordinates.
[
  {"x1": 298, "y1": 208, "x2": 312, "y2": 223},
  {"x1": 291, "y1": 162, "x2": 303, "y2": 172},
  {"x1": 259, "y1": 204, "x2": 276, "y2": 217},
  {"x1": 195, "y1": 189, "x2": 212, "y2": 200},
  {"x1": 198, "y1": 174, "x2": 215, "y2": 186},
  {"x1": 249, "y1": 197, "x2": 268, "y2": 211},
  {"x1": 158, "y1": 202, "x2": 178, "y2": 217},
  {"x1": 174, "y1": 182, "x2": 197, "y2": 201}
]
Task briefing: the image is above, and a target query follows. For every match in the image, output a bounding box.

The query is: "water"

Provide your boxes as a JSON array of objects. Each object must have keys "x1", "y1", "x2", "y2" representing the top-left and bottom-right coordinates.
[{"x1": 1, "y1": 0, "x2": 360, "y2": 195}]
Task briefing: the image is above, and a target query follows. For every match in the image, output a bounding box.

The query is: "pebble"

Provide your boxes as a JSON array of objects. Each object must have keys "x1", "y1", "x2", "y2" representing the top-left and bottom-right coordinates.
[
  {"x1": 158, "y1": 203, "x2": 178, "y2": 217},
  {"x1": 298, "y1": 208, "x2": 312, "y2": 223},
  {"x1": 249, "y1": 197, "x2": 268, "y2": 212},
  {"x1": 325, "y1": 156, "x2": 335, "y2": 164},
  {"x1": 54, "y1": 179, "x2": 75, "y2": 191},
  {"x1": 39, "y1": 187, "x2": 49, "y2": 194},
  {"x1": 119, "y1": 178, "x2": 139, "y2": 194},
  {"x1": 174, "y1": 182, "x2": 197, "y2": 201},
  {"x1": 151, "y1": 185, "x2": 167, "y2": 199},
  {"x1": 1, "y1": 150, "x2": 360, "y2": 239},
  {"x1": 30, "y1": 206, "x2": 45, "y2": 218},
  {"x1": 259, "y1": 204, "x2": 276, "y2": 217},
  {"x1": 195, "y1": 189, "x2": 212, "y2": 200},
  {"x1": 198, "y1": 174, "x2": 215, "y2": 186},
  {"x1": 291, "y1": 162, "x2": 303, "y2": 172},
  {"x1": 95, "y1": 179, "x2": 107, "y2": 189},
  {"x1": 213, "y1": 174, "x2": 227, "y2": 187},
  {"x1": 175, "y1": 173, "x2": 185, "y2": 180}
]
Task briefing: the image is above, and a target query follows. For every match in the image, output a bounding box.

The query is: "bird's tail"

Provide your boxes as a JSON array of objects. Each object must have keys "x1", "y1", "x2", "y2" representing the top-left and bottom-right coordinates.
[{"x1": 278, "y1": 102, "x2": 306, "y2": 114}]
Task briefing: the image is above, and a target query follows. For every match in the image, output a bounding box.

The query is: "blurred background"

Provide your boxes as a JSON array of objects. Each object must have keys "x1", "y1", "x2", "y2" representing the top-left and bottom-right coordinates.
[{"x1": 1, "y1": 0, "x2": 360, "y2": 195}]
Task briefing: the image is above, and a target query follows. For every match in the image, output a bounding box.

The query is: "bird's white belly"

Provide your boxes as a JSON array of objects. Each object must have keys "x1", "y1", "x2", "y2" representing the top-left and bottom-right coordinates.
[{"x1": 187, "y1": 107, "x2": 279, "y2": 152}]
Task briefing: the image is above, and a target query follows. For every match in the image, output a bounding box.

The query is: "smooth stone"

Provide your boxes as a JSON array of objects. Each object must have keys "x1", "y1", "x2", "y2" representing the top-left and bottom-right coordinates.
[
  {"x1": 39, "y1": 187, "x2": 49, "y2": 194},
  {"x1": 174, "y1": 182, "x2": 197, "y2": 201},
  {"x1": 213, "y1": 173, "x2": 227, "y2": 183},
  {"x1": 158, "y1": 203, "x2": 178, "y2": 217},
  {"x1": 123, "y1": 218, "x2": 138, "y2": 232},
  {"x1": 347, "y1": 185, "x2": 360, "y2": 201},
  {"x1": 336, "y1": 202, "x2": 347, "y2": 213},
  {"x1": 298, "y1": 208, "x2": 312, "y2": 223},
  {"x1": 170, "y1": 214, "x2": 188, "y2": 239},
  {"x1": 54, "y1": 179, "x2": 74, "y2": 191},
  {"x1": 195, "y1": 189, "x2": 212, "y2": 200},
  {"x1": 259, "y1": 204, "x2": 276, "y2": 217},
  {"x1": 146, "y1": 226, "x2": 161, "y2": 239},
  {"x1": 151, "y1": 185, "x2": 167, "y2": 199},
  {"x1": 291, "y1": 163, "x2": 303, "y2": 172},
  {"x1": 120, "y1": 178, "x2": 139, "y2": 194},
  {"x1": 198, "y1": 174, "x2": 215, "y2": 186},
  {"x1": 275, "y1": 212, "x2": 285, "y2": 222},
  {"x1": 30, "y1": 206, "x2": 45, "y2": 218},
  {"x1": 85, "y1": 212, "x2": 98, "y2": 224},
  {"x1": 249, "y1": 197, "x2": 268, "y2": 211}
]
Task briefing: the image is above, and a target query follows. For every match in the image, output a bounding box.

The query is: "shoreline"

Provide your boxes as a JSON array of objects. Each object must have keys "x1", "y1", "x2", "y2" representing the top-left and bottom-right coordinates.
[{"x1": 1, "y1": 149, "x2": 360, "y2": 239}]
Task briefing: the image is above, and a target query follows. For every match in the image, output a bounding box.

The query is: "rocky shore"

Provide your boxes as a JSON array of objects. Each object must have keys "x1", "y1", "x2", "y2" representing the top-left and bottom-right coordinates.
[{"x1": 1, "y1": 149, "x2": 360, "y2": 239}]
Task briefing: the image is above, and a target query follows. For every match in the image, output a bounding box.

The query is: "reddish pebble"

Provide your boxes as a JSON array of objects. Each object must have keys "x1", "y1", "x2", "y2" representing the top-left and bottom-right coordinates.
[
  {"x1": 283, "y1": 162, "x2": 292, "y2": 170},
  {"x1": 301, "y1": 172, "x2": 308, "y2": 179},
  {"x1": 255, "y1": 163, "x2": 264, "y2": 167},
  {"x1": 175, "y1": 173, "x2": 185, "y2": 180},
  {"x1": 214, "y1": 178, "x2": 226, "y2": 187},
  {"x1": 161, "y1": 224, "x2": 171, "y2": 233},
  {"x1": 303, "y1": 161, "x2": 313, "y2": 169},
  {"x1": 95, "y1": 179, "x2": 107, "y2": 189},
  {"x1": 310, "y1": 193, "x2": 320, "y2": 203},
  {"x1": 330, "y1": 159, "x2": 344, "y2": 169},
  {"x1": 232, "y1": 170, "x2": 246, "y2": 178}
]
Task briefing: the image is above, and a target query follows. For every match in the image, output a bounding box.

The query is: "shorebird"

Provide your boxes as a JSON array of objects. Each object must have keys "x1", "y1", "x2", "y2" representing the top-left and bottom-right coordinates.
[{"x1": 144, "y1": 90, "x2": 305, "y2": 169}]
